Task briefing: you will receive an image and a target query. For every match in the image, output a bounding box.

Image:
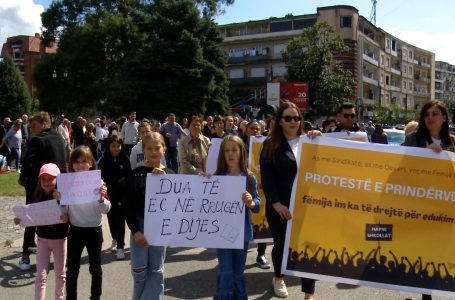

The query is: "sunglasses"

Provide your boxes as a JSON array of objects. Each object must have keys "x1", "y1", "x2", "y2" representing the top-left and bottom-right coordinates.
[
  {"x1": 282, "y1": 116, "x2": 301, "y2": 122},
  {"x1": 343, "y1": 113, "x2": 356, "y2": 119}
]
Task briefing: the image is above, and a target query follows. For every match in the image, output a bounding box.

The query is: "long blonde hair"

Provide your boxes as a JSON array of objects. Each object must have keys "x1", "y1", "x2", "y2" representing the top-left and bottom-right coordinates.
[{"x1": 214, "y1": 135, "x2": 249, "y2": 175}]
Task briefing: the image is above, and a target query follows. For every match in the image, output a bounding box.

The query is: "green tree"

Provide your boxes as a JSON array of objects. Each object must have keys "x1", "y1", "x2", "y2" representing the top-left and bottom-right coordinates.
[
  {"x1": 37, "y1": 0, "x2": 230, "y2": 117},
  {"x1": 0, "y1": 56, "x2": 30, "y2": 117},
  {"x1": 112, "y1": 0, "x2": 229, "y2": 117},
  {"x1": 282, "y1": 22, "x2": 354, "y2": 116}
]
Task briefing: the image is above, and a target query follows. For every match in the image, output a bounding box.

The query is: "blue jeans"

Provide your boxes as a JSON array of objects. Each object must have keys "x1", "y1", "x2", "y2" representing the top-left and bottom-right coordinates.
[
  {"x1": 130, "y1": 217, "x2": 166, "y2": 300},
  {"x1": 165, "y1": 146, "x2": 178, "y2": 173},
  {"x1": 214, "y1": 242, "x2": 249, "y2": 300},
  {"x1": 8, "y1": 147, "x2": 20, "y2": 170}
]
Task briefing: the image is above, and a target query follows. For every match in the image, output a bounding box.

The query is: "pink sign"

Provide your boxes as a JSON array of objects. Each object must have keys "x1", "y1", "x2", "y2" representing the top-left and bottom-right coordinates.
[
  {"x1": 13, "y1": 200, "x2": 62, "y2": 227},
  {"x1": 57, "y1": 170, "x2": 102, "y2": 205}
]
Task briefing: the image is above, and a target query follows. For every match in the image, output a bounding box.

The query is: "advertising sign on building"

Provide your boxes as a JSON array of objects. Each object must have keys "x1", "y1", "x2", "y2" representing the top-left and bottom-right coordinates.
[{"x1": 280, "y1": 82, "x2": 308, "y2": 110}]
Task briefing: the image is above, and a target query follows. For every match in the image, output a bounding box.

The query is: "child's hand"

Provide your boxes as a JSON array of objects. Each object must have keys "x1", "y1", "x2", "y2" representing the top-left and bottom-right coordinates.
[
  {"x1": 13, "y1": 217, "x2": 21, "y2": 225},
  {"x1": 133, "y1": 231, "x2": 150, "y2": 248},
  {"x1": 60, "y1": 214, "x2": 69, "y2": 223},
  {"x1": 53, "y1": 190, "x2": 61, "y2": 201},
  {"x1": 242, "y1": 191, "x2": 255, "y2": 209},
  {"x1": 99, "y1": 184, "x2": 107, "y2": 202},
  {"x1": 152, "y1": 168, "x2": 165, "y2": 175}
]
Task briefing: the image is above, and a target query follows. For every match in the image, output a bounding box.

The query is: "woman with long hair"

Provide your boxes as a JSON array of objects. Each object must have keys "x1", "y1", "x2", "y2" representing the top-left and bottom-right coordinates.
[{"x1": 260, "y1": 102, "x2": 318, "y2": 299}]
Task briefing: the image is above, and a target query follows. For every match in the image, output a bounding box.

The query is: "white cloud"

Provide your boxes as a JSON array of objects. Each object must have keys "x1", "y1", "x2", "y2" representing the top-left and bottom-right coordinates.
[
  {"x1": 382, "y1": 26, "x2": 455, "y2": 65},
  {"x1": 0, "y1": 0, "x2": 44, "y2": 46}
]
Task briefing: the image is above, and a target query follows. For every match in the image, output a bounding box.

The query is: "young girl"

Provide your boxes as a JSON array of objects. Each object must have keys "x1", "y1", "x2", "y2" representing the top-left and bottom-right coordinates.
[
  {"x1": 125, "y1": 132, "x2": 174, "y2": 300},
  {"x1": 97, "y1": 135, "x2": 131, "y2": 259},
  {"x1": 14, "y1": 163, "x2": 68, "y2": 300},
  {"x1": 58, "y1": 146, "x2": 111, "y2": 300},
  {"x1": 213, "y1": 135, "x2": 261, "y2": 300}
]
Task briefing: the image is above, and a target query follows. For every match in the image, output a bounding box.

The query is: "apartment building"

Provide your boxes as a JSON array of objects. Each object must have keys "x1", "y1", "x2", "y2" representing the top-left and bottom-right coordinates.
[
  {"x1": 435, "y1": 61, "x2": 455, "y2": 104},
  {"x1": 218, "y1": 5, "x2": 435, "y2": 117},
  {"x1": 1, "y1": 34, "x2": 57, "y2": 99}
]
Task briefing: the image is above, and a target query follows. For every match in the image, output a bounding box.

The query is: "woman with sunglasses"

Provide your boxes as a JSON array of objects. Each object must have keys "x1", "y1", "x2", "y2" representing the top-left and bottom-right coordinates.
[
  {"x1": 402, "y1": 100, "x2": 455, "y2": 300},
  {"x1": 260, "y1": 102, "x2": 319, "y2": 299}
]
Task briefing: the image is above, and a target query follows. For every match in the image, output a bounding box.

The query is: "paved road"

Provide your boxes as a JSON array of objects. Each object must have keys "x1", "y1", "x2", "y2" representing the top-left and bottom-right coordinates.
[{"x1": 0, "y1": 196, "x2": 447, "y2": 299}]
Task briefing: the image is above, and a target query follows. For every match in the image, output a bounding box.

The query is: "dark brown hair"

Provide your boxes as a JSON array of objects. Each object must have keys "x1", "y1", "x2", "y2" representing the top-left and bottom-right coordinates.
[
  {"x1": 69, "y1": 146, "x2": 97, "y2": 172},
  {"x1": 261, "y1": 102, "x2": 303, "y2": 162},
  {"x1": 103, "y1": 135, "x2": 126, "y2": 158},
  {"x1": 417, "y1": 100, "x2": 452, "y2": 146}
]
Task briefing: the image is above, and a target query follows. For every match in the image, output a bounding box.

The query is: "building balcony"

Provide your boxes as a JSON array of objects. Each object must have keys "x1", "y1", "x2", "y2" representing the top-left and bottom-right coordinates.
[
  {"x1": 227, "y1": 54, "x2": 271, "y2": 65},
  {"x1": 391, "y1": 49, "x2": 398, "y2": 57},
  {"x1": 391, "y1": 67, "x2": 401, "y2": 75},
  {"x1": 362, "y1": 98, "x2": 378, "y2": 106},
  {"x1": 414, "y1": 74, "x2": 430, "y2": 82},
  {"x1": 229, "y1": 76, "x2": 268, "y2": 86},
  {"x1": 391, "y1": 85, "x2": 401, "y2": 92},
  {"x1": 362, "y1": 53, "x2": 379, "y2": 66},
  {"x1": 414, "y1": 89, "x2": 430, "y2": 97},
  {"x1": 414, "y1": 59, "x2": 431, "y2": 68},
  {"x1": 362, "y1": 75, "x2": 378, "y2": 86}
]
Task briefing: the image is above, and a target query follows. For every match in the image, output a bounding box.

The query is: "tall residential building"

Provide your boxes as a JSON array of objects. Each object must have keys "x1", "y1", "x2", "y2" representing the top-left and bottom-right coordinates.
[
  {"x1": 1, "y1": 34, "x2": 57, "y2": 99},
  {"x1": 218, "y1": 5, "x2": 435, "y2": 118},
  {"x1": 435, "y1": 61, "x2": 455, "y2": 105}
]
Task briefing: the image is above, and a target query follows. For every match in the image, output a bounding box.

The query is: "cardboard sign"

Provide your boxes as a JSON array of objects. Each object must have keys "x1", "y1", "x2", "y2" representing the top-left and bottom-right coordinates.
[
  {"x1": 13, "y1": 200, "x2": 62, "y2": 227},
  {"x1": 57, "y1": 170, "x2": 101, "y2": 205}
]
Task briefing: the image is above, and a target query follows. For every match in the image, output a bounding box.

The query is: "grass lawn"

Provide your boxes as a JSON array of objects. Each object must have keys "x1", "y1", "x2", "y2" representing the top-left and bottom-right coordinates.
[{"x1": 0, "y1": 171, "x2": 25, "y2": 196}]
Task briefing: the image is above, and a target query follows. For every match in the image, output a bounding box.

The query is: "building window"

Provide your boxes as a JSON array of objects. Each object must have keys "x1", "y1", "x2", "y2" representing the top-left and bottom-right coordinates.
[
  {"x1": 386, "y1": 39, "x2": 390, "y2": 49},
  {"x1": 409, "y1": 51, "x2": 413, "y2": 59},
  {"x1": 403, "y1": 81, "x2": 407, "y2": 89},
  {"x1": 403, "y1": 49, "x2": 408, "y2": 58},
  {"x1": 381, "y1": 55, "x2": 384, "y2": 65},
  {"x1": 386, "y1": 58, "x2": 390, "y2": 67},
  {"x1": 409, "y1": 82, "x2": 413, "y2": 90},
  {"x1": 251, "y1": 67, "x2": 266, "y2": 78},
  {"x1": 409, "y1": 66, "x2": 412, "y2": 74},
  {"x1": 380, "y1": 73, "x2": 384, "y2": 84},
  {"x1": 386, "y1": 75, "x2": 390, "y2": 85},
  {"x1": 340, "y1": 16, "x2": 352, "y2": 28},
  {"x1": 229, "y1": 69, "x2": 244, "y2": 79},
  {"x1": 403, "y1": 65, "x2": 407, "y2": 74}
]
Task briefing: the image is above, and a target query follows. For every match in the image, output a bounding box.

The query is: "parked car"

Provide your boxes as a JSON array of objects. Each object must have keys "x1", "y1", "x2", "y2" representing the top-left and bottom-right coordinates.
[{"x1": 384, "y1": 129, "x2": 405, "y2": 145}]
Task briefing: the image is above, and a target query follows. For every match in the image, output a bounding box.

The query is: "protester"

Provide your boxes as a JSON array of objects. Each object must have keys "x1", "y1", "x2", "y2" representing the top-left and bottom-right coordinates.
[
  {"x1": 210, "y1": 116, "x2": 226, "y2": 140},
  {"x1": 19, "y1": 112, "x2": 67, "y2": 271},
  {"x1": 0, "y1": 117, "x2": 12, "y2": 168},
  {"x1": 15, "y1": 163, "x2": 69, "y2": 300},
  {"x1": 98, "y1": 135, "x2": 131, "y2": 260},
  {"x1": 202, "y1": 115, "x2": 214, "y2": 138},
  {"x1": 321, "y1": 117, "x2": 337, "y2": 133},
  {"x1": 178, "y1": 116, "x2": 210, "y2": 174},
  {"x1": 333, "y1": 103, "x2": 360, "y2": 132},
  {"x1": 402, "y1": 101, "x2": 455, "y2": 300},
  {"x1": 71, "y1": 116, "x2": 85, "y2": 148},
  {"x1": 125, "y1": 132, "x2": 173, "y2": 300},
  {"x1": 130, "y1": 121, "x2": 152, "y2": 169},
  {"x1": 57, "y1": 118, "x2": 72, "y2": 160},
  {"x1": 243, "y1": 120, "x2": 271, "y2": 270},
  {"x1": 404, "y1": 121, "x2": 419, "y2": 135},
  {"x1": 370, "y1": 124, "x2": 388, "y2": 144},
  {"x1": 224, "y1": 116, "x2": 239, "y2": 136},
  {"x1": 57, "y1": 146, "x2": 110, "y2": 300},
  {"x1": 160, "y1": 113, "x2": 186, "y2": 173},
  {"x1": 260, "y1": 102, "x2": 318, "y2": 299},
  {"x1": 121, "y1": 111, "x2": 139, "y2": 157},
  {"x1": 213, "y1": 135, "x2": 260, "y2": 299},
  {"x1": 84, "y1": 122, "x2": 99, "y2": 160},
  {"x1": 1, "y1": 118, "x2": 23, "y2": 171}
]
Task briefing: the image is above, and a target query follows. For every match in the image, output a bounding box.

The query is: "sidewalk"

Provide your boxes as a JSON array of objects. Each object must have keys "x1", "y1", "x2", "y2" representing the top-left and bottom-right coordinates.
[{"x1": 0, "y1": 196, "x2": 26, "y2": 246}]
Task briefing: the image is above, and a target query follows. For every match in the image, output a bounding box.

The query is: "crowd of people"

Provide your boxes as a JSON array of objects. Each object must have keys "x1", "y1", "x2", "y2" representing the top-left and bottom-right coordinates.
[{"x1": 2, "y1": 99, "x2": 454, "y2": 300}]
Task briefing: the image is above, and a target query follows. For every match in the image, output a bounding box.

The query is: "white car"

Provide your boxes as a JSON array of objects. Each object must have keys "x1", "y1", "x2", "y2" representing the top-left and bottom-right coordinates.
[{"x1": 384, "y1": 129, "x2": 405, "y2": 145}]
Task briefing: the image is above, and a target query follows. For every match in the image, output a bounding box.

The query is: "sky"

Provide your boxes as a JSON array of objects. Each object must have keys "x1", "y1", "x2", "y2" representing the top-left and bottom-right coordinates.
[{"x1": 1, "y1": 0, "x2": 454, "y2": 64}]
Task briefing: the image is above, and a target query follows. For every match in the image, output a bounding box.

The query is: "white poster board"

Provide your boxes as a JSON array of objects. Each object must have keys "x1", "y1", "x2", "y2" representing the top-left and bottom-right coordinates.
[
  {"x1": 57, "y1": 170, "x2": 102, "y2": 205},
  {"x1": 267, "y1": 82, "x2": 280, "y2": 106},
  {"x1": 206, "y1": 138, "x2": 222, "y2": 174},
  {"x1": 12, "y1": 200, "x2": 62, "y2": 227},
  {"x1": 324, "y1": 131, "x2": 368, "y2": 142},
  {"x1": 144, "y1": 174, "x2": 246, "y2": 249}
]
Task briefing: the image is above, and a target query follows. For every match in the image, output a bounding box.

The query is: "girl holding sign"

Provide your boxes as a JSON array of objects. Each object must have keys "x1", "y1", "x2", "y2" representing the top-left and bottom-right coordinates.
[
  {"x1": 14, "y1": 163, "x2": 68, "y2": 300},
  {"x1": 260, "y1": 102, "x2": 319, "y2": 299},
  {"x1": 213, "y1": 135, "x2": 261, "y2": 300},
  {"x1": 125, "y1": 132, "x2": 174, "y2": 300},
  {"x1": 57, "y1": 146, "x2": 110, "y2": 300}
]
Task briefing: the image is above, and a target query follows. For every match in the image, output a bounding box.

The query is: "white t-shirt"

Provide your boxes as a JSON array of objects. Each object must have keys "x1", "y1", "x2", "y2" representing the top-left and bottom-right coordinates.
[{"x1": 288, "y1": 137, "x2": 299, "y2": 166}]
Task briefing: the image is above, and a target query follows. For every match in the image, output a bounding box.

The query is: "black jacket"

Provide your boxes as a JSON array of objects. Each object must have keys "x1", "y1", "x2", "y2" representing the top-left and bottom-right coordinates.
[
  {"x1": 98, "y1": 154, "x2": 131, "y2": 203},
  {"x1": 20, "y1": 128, "x2": 67, "y2": 193},
  {"x1": 124, "y1": 166, "x2": 175, "y2": 234},
  {"x1": 260, "y1": 136, "x2": 297, "y2": 218},
  {"x1": 333, "y1": 122, "x2": 360, "y2": 132}
]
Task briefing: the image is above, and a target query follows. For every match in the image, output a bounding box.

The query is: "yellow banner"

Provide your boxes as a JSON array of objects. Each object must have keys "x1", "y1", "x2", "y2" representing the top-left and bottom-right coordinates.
[
  {"x1": 249, "y1": 137, "x2": 272, "y2": 242},
  {"x1": 284, "y1": 136, "x2": 455, "y2": 297}
]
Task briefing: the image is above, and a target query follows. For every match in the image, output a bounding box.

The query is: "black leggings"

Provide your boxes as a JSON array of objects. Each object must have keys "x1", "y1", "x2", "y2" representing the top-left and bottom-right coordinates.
[{"x1": 267, "y1": 209, "x2": 316, "y2": 294}]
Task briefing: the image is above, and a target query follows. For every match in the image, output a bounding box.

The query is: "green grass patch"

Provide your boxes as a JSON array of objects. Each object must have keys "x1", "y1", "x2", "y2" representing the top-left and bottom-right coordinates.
[{"x1": 0, "y1": 171, "x2": 25, "y2": 196}]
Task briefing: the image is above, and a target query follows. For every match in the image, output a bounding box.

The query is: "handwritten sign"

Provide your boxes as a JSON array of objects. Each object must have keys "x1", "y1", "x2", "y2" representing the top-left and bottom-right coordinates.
[
  {"x1": 57, "y1": 170, "x2": 101, "y2": 205},
  {"x1": 206, "y1": 138, "x2": 222, "y2": 174},
  {"x1": 144, "y1": 174, "x2": 245, "y2": 249},
  {"x1": 12, "y1": 200, "x2": 62, "y2": 227}
]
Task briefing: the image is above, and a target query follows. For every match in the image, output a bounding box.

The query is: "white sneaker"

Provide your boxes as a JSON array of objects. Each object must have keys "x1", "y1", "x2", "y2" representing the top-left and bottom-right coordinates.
[
  {"x1": 110, "y1": 240, "x2": 117, "y2": 252},
  {"x1": 18, "y1": 258, "x2": 31, "y2": 271},
  {"x1": 116, "y1": 249, "x2": 125, "y2": 260},
  {"x1": 273, "y1": 277, "x2": 288, "y2": 298}
]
